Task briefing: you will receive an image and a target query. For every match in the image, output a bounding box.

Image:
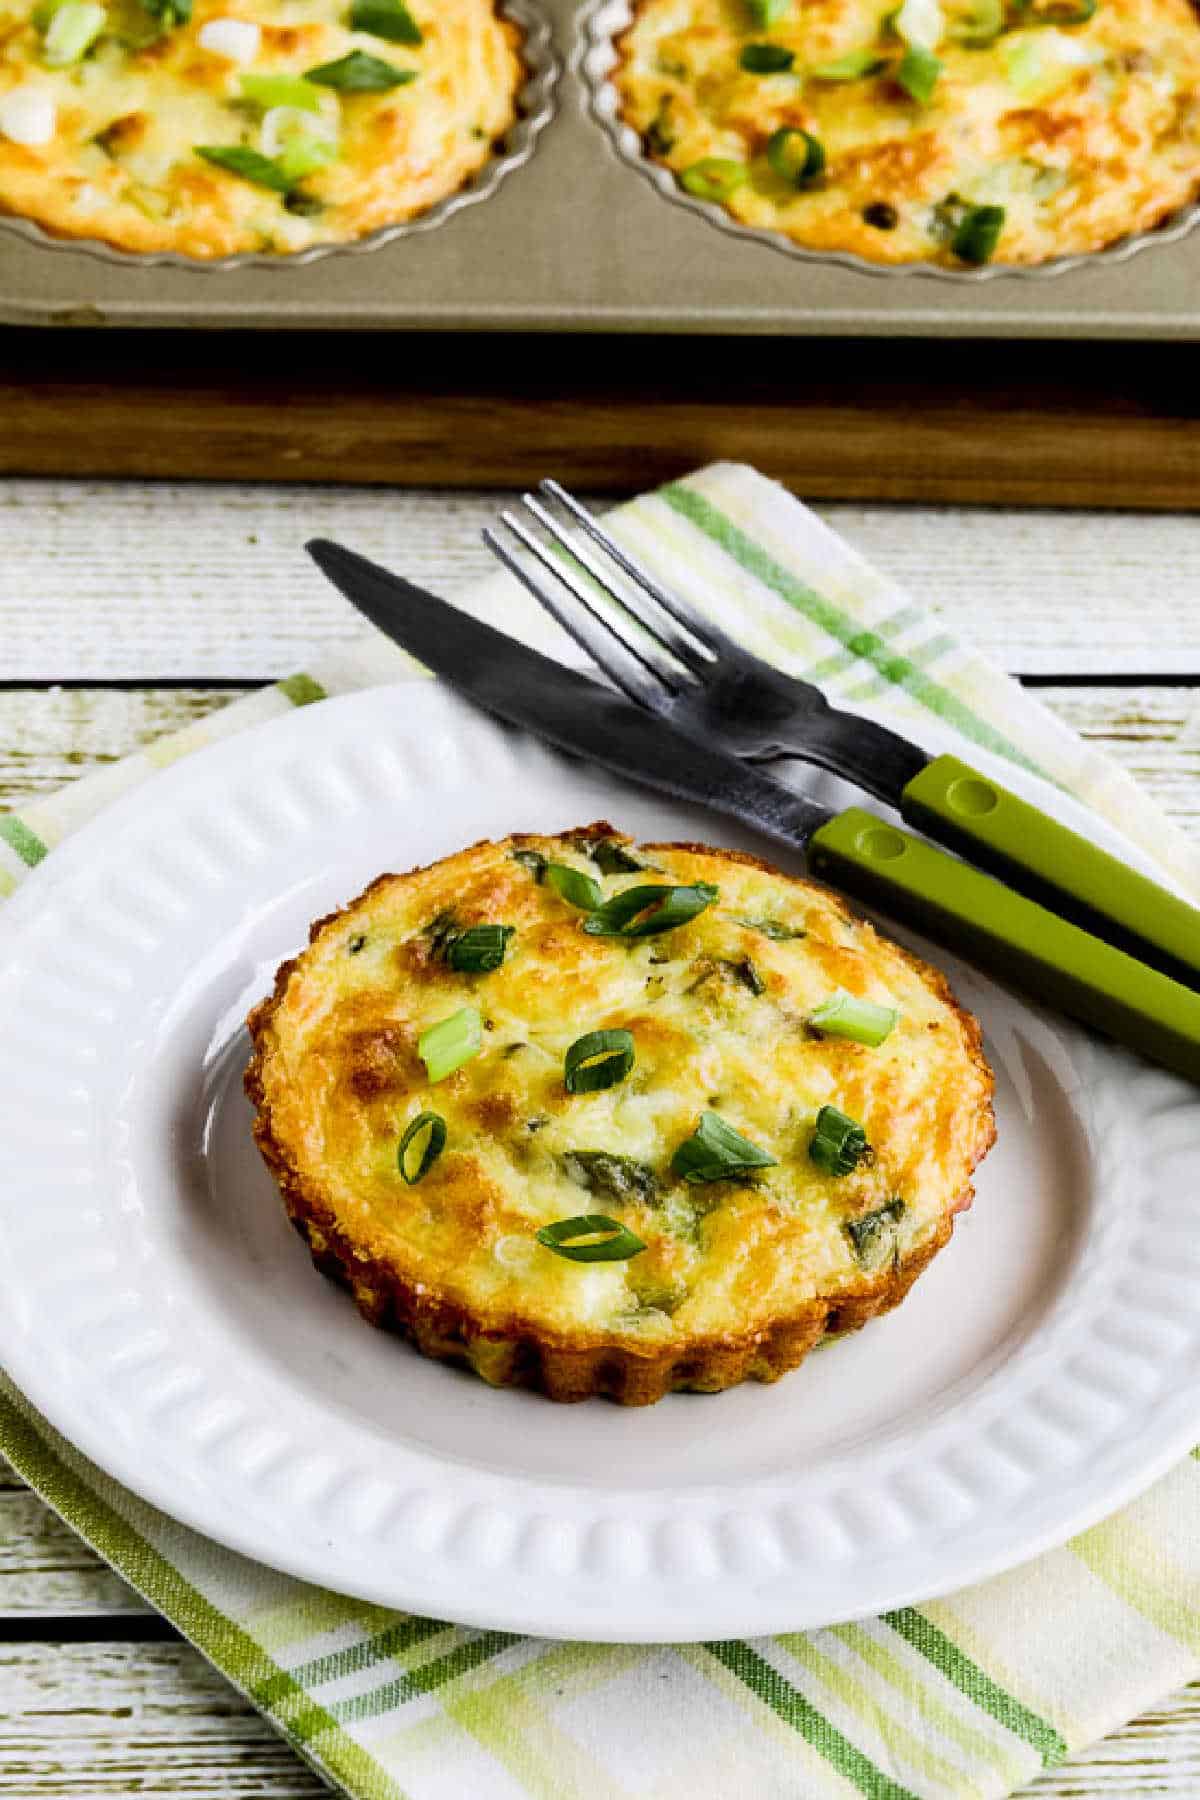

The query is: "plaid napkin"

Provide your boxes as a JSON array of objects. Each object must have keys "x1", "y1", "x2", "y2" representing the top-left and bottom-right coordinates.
[{"x1": 3, "y1": 462, "x2": 1199, "y2": 1800}]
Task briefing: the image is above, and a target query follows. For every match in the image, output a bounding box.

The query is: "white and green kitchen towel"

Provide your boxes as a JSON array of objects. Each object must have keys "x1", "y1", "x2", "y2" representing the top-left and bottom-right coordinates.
[{"x1": 3, "y1": 462, "x2": 1199, "y2": 1800}]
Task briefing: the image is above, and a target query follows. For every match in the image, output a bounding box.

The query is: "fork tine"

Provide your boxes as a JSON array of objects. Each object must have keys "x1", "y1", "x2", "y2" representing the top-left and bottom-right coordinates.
[
  {"x1": 539, "y1": 480, "x2": 739, "y2": 661},
  {"x1": 482, "y1": 521, "x2": 676, "y2": 715},
  {"x1": 521, "y1": 491, "x2": 712, "y2": 678}
]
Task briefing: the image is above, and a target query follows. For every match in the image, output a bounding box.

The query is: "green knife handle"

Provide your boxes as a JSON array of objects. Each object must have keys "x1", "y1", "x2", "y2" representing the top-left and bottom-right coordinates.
[
  {"x1": 901, "y1": 753, "x2": 1200, "y2": 988},
  {"x1": 807, "y1": 806, "x2": 1200, "y2": 1083}
]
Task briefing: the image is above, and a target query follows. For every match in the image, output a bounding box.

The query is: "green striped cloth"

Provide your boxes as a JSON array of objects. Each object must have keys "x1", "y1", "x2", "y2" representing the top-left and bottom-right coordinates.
[{"x1": 3, "y1": 462, "x2": 1199, "y2": 1800}]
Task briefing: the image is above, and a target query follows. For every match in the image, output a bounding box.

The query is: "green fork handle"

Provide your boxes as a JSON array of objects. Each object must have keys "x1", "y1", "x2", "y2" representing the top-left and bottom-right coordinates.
[
  {"x1": 900, "y1": 753, "x2": 1200, "y2": 989},
  {"x1": 807, "y1": 806, "x2": 1200, "y2": 1084}
]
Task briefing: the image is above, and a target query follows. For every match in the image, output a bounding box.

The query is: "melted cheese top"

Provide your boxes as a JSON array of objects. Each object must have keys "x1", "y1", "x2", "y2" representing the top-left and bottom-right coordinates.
[
  {"x1": 253, "y1": 831, "x2": 994, "y2": 1348},
  {"x1": 0, "y1": 0, "x2": 522, "y2": 255},
  {"x1": 613, "y1": 0, "x2": 1200, "y2": 264}
]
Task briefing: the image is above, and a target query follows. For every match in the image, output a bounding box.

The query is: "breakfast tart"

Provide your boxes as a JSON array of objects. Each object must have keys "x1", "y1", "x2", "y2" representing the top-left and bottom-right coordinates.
[
  {"x1": 0, "y1": 0, "x2": 525, "y2": 256},
  {"x1": 611, "y1": 0, "x2": 1200, "y2": 267},
  {"x1": 246, "y1": 823, "x2": 996, "y2": 1404}
]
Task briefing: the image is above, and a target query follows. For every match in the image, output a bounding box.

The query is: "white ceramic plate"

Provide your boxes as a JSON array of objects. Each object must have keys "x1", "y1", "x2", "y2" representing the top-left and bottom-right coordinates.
[{"x1": 2, "y1": 683, "x2": 1199, "y2": 1644}]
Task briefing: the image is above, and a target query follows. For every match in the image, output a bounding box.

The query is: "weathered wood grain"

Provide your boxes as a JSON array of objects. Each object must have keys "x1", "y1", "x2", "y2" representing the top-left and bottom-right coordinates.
[{"x1": 2, "y1": 483, "x2": 1200, "y2": 679}]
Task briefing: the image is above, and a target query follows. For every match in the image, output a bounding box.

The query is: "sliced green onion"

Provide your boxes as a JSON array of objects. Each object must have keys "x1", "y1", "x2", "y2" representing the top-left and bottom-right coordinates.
[
  {"x1": 1014, "y1": 0, "x2": 1096, "y2": 23},
  {"x1": 731, "y1": 914, "x2": 806, "y2": 940},
  {"x1": 140, "y1": 0, "x2": 189, "y2": 27},
  {"x1": 897, "y1": 43, "x2": 942, "y2": 101},
  {"x1": 512, "y1": 847, "x2": 547, "y2": 881},
  {"x1": 740, "y1": 42, "x2": 795, "y2": 71},
  {"x1": 275, "y1": 133, "x2": 337, "y2": 183},
  {"x1": 671, "y1": 1110, "x2": 778, "y2": 1184},
  {"x1": 811, "y1": 47, "x2": 887, "y2": 79},
  {"x1": 809, "y1": 1105, "x2": 870, "y2": 1176},
  {"x1": 582, "y1": 882, "x2": 718, "y2": 939},
  {"x1": 305, "y1": 49, "x2": 417, "y2": 89},
  {"x1": 418, "y1": 1005, "x2": 482, "y2": 1082},
  {"x1": 195, "y1": 146, "x2": 294, "y2": 192},
  {"x1": 766, "y1": 126, "x2": 824, "y2": 186},
  {"x1": 536, "y1": 1214, "x2": 646, "y2": 1262},
  {"x1": 745, "y1": 0, "x2": 789, "y2": 22},
  {"x1": 645, "y1": 94, "x2": 675, "y2": 156},
  {"x1": 398, "y1": 1110, "x2": 446, "y2": 1183},
  {"x1": 809, "y1": 988, "x2": 898, "y2": 1046},
  {"x1": 727, "y1": 956, "x2": 765, "y2": 996},
  {"x1": 564, "y1": 1028, "x2": 635, "y2": 1094},
  {"x1": 948, "y1": 0, "x2": 1004, "y2": 44},
  {"x1": 239, "y1": 72, "x2": 323, "y2": 110},
  {"x1": 679, "y1": 159, "x2": 748, "y2": 202},
  {"x1": 545, "y1": 863, "x2": 604, "y2": 911},
  {"x1": 562, "y1": 1150, "x2": 660, "y2": 1204},
  {"x1": 951, "y1": 202, "x2": 1005, "y2": 263},
  {"x1": 845, "y1": 1197, "x2": 906, "y2": 1268},
  {"x1": 587, "y1": 839, "x2": 654, "y2": 875},
  {"x1": 347, "y1": 933, "x2": 367, "y2": 954},
  {"x1": 446, "y1": 924, "x2": 514, "y2": 973},
  {"x1": 42, "y1": 0, "x2": 106, "y2": 66},
  {"x1": 350, "y1": 0, "x2": 422, "y2": 42}
]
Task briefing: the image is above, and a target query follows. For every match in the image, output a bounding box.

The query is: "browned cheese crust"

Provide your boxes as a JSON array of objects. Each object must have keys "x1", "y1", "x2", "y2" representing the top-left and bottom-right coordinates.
[{"x1": 246, "y1": 824, "x2": 996, "y2": 1404}]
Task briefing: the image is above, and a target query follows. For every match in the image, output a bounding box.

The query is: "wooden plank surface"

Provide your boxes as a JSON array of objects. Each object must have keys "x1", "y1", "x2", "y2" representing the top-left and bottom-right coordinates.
[
  {"x1": 0, "y1": 332, "x2": 1198, "y2": 508},
  {"x1": 3, "y1": 481, "x2": 1200, "y2": 1794}
]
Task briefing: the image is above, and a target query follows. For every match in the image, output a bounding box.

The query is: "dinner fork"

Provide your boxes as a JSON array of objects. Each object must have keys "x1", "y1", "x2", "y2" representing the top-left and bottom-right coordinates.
[{"x1": 483, "y1": 480, "x2": 1200, "y2": 990}]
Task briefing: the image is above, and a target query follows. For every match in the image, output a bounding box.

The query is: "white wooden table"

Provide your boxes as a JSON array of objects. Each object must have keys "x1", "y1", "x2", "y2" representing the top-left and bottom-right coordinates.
[{"x1": 2, "y1": 480, "x2": 1200, "y2": 1796}]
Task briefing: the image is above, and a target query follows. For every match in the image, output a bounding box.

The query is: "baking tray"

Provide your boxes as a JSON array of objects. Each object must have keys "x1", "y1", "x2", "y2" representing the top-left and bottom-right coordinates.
[{"x1": 3, "y1": 0, "x2": 1200, "y2": 335}]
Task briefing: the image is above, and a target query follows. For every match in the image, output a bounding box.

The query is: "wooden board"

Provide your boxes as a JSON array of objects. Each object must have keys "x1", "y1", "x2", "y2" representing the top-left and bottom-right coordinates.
[{"x1": 0, "y1": 331, "x2": 1198, "y2": 508}]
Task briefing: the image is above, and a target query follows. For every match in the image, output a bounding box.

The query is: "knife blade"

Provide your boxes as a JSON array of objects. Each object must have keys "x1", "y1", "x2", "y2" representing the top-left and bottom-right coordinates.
[{"x1": 304, "y1": 537, "x2": 1200, "y2": 1083}]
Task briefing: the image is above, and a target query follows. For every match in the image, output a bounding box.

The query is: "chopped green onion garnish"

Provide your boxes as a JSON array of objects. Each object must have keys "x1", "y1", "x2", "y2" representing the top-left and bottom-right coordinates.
[
  {"x1": 1014, "y1": 0, "x2": 1096, "y2": 23},
  {"x1": 679, "y1": 159, "x2": 748, "y2": 202},
  {"x1": 845, "y1": 1197, "x2": 905, "y2": 1268},
  {"x1": 275, "y1": 133, "x2": 337, "y2": 183},
  {"x1": 446, "y1": 924, "x2": 514, "y2": 973},
  {"x1": 646, "y1": 94, "x2": 675, "y2": 156},
  {"x1": 740, "y1": 42, "x2": 795, "y2": 71},
  {"x1": 562, "y1": 1150, "x2": 660, "y2": 1204},
  {"x1": 951, "y1": 202, "x2": 1005, "y2": 264},
  {"x1": 586, "y1": 839, "x2": 654, "y2": 875},
  {"x1": 347, "y1": 933, "x2": 367, "y2": 954},
  {"x1": 305, "y1": 49, "x2": 417, "y2": 89},
  {"x1": 536, "y1": 1214, "x2": 646, "y2": 1262},
  {"x1": 350, "y1": 0, "x2": 422, "y2": 42},
  {"x1": 564, "y1": 1028, "x2": 635, "y2": 1094},
  {"x1": 239, "y1": 72, "x2": 323, "y2": 111},
  {"x1": 809, "y1": 1105, "x2": 870, "y2": 1176},
  {"x1": 731, "y1": 914, "x2": 806, "y2": 940},
  {"x1": 42, "y1": 0, "x2": 105, "y2": 66},
  {"x1": 398, "y1": 1110, "x2": 446, "y2": 1183},
  {"x1": 897, "y1": 43, "x2": 942, "y2": 101},
  {"x1": 195, "y1": 146, "x2": 294, "y2": 193},
  {"x1": 582, "y1": 882, "x2": 718, "y2": 939},
  {"x1": 671, "y1": 1110, "x2": 778, "y2": 1184},
  {"x1": 767, "y1": 126, "x2": 824, "y2": 186},
  {"x1": 140, "y1": 0, "x2": 188, "y2": 26},
  {"x1": 727, "y1": 956, "x2": 765, "y2": 996},
  {"x1": 809, "y1": 989, "x2": 898, "y2": 1046},
  {"x1": 545, "y1": 863, "x2": 604, "y2": 911},
  {"x1": 811, "y1": 47, "x2": 887, "y2": 79},
  {"x1": 512, "y1": 847, "x2": 547, "y2": 881},
  {"x1": 418, "y1": 1005, "x2": 482, "y2": 1082},
  {"x1": 948, "y1": 0, "x2": 1003, "y2": 43},
  {"x1": 745, "y1": 0, "x2": 789, "y2": 22}
]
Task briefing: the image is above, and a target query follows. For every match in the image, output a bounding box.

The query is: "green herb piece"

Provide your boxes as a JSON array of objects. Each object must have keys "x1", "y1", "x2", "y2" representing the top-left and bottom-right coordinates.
[
  {"x1": 810, "y1": 988, "x2": 899, "y2": 1045},
  {"x1": 582, "y1": 882, "x2": 718, "y2": 939},
  {"x1": 238, "y1": 72, "x2": 323, "y2": 111},
  {"x1": 398, "y1": 1110, "x2": 446, "y2": 1183},
  {"x1": 731, "y1": 914, "x2": 806, "y2": 940},
  {"x1": 350, "y1": 0, "x2": 422, "y2": 42},
  {"x1": 347, "y1": 933, "x2": 367, "y2": 954},
  {"x1": 948, "y1": 0, "x2": 1004, "y2": 44},
  {"x1": 645, "y1": 94, "x2": 675, "y2": 156},
  {"x1": 586, "y1": 838, "x2": 655, "y2": 875},
  {"x1": 284, "y1": 191, "x2": 325, "y2": 214},
  {"x1": 766, "y1": 126, "x2": 824, "y2": 186},
  {"x1": 1014, "y1": 0, "x2": 1096, "y2": 23},
  {"x1": 446, "y1": 924, "x2": 515, "y2": 973},
  {"x1": 811, "y1": 47, "x2": 887, "y2": 78},
  {"x1": 671, "y1": 1110, "x2": 777, "y2": 1184},
  {"x1": 562, "y1": 1149, "x2": 660, "y2": 1204},
  {"x1": 564, "y1": 1028, "x2": 635, "y2": 1094},
  {"x1": 42, "y1": 0, "x2": 106, "y2": 66},
  {"x1": 512, "y1": 848, "x2": 547, "y2": 881},
  {"x1": 536, "y1": 1214, "x2": 646, "y2": 1262},
  {"x1": 545, "y1": 863, "x2": 604, "y2": 911},
  {"x1": 305, "y1": 49, "x2": 417, "y2": 89},
  {"x1": 897, "y1": 43, "x2": 942, "y2": 99},
  {"x1": 951, "y1": 201, "x2": 1005, "y2": 263},
  {"x1": 727, "y1": 956, "x2": 765, "y2": 996},
  {"x1": 740, "y1": 42, "x2": 795, "y2": 70},
  {"x1": 845, "y1": 1197, "x2": 905, "y2": 1268},
  {"x1": 140, "y1": 0, "x2": 189, "y2": 27},
  {"x1": 809, "y1": 1105, "x2": 870, "y2": 1176},
  {"x1": 275, "y1": 133, "x2": 337, "y2": 183},
  {"x1": 745, "y1": 0, "x2": 789, "y2": 22},
  {"x1": 679, "y1": 159, "x2": 748, "y2": 202},
  {"x1": 418, "y1": 1005, "x2": 482, "y2": 1082},
  {"x1": 863, "y1": 200, "x2": 899, "y2": 228},
  {"x1": 195, "y1": 146, "x2": 294, "y2": 192}
]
